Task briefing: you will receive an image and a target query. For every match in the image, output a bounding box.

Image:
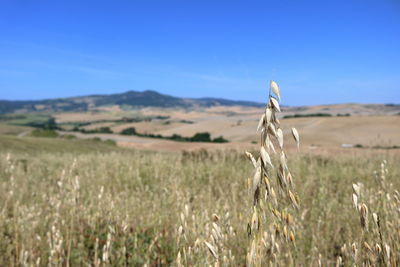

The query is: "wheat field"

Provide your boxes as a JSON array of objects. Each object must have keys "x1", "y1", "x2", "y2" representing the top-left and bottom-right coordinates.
[{"x1": 0, "y1": 147, "x2": 399, "y2": 266}]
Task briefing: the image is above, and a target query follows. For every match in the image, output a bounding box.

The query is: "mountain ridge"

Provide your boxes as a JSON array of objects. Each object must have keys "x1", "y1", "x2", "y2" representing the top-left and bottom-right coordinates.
[{"x1": 0, "y1": 90, "x2": 264, "y2": 114}]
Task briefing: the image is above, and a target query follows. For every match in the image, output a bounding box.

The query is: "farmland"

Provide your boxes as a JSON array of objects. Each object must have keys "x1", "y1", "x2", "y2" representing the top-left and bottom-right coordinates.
[
  {"x1": 0, "y1": 135, "x2": 399, "y2": 265},
  {"x1": 0, "y1": 90, "x2": 400, "y2": 266}
]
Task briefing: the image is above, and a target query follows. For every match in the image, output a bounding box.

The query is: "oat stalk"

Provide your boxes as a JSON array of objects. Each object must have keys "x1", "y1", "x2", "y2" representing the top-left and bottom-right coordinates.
[{"x1": 245, "y1": 80, "x2": 301, "y2": 266}]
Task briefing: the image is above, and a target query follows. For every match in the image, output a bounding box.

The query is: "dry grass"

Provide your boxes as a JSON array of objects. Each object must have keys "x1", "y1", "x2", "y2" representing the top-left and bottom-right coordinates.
[
  {"x1": 52, "y1": 103, "x2": 400, "y2": 149},
  {"x1": 0, "y1": 143, "x2": 399, "y2": 266},
  {"x1": 1, "y1": 83, "x2": 399, "y2": 266},
  {"x1": 347, "y1": 160, "x2": 400, "y2": 266},
  {"x1": 0, "y1": 123, "x2": 32, "y2": 135}
]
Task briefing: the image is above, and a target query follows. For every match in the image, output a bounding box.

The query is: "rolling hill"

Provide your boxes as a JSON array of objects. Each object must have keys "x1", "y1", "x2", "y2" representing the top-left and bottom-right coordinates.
[{"x1": 0, "y1": 90, "x2": 264, "y2": 114}]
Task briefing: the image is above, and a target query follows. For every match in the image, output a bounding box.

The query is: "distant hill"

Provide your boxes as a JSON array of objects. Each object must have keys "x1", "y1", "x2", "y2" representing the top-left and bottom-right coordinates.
[{"x1": 0, "y1": 90, "x2": 264, "y2": 113}]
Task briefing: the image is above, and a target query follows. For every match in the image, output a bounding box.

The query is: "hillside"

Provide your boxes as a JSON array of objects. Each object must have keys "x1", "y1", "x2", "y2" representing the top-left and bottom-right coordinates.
[
  {"x1": 1, "y1": 90, "x2": 399, "y2": 153},
  {"x1": 0, "y1": 134, "x2": 126, "y2": 154},
  {"x1": 0, "y1": 90, "x2": 264, "y2": 113}
]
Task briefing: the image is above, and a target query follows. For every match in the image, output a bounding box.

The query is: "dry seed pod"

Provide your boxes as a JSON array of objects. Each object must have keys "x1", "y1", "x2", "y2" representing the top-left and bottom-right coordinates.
[
  {"x1": 276, "y1": 128, "x2": 284, "y2": 149},
  {"x1": 265, "y1": 134, "x2": 276, "y2": 154},
  {"x1": 252, "y1": 165, "x2": 262, "y2": 195},
  {"x1": 351, "y1": 243, "x2": 358, "y2": 260},
  {"x1": 291, "y1": 128, "x2": 300, "y2": 149},
  {"x1": 265, "y1": 108, "x2": 272, "y2": 124},
  {"x1": 270, "y1": 97, "x2": 281, "y2": 112},
  {"x1": 268, "y1": 123, "x2": 277, "y2": 137},
  {"x1": 212, "y1": 214, "x2": 220, "y2": 222},
  {"x1": 364, "y1": 242, "x2": 372, "y2": 252},
  {"x1": 335, "y1": 256, "x2": 342, "y2": 267},
  {"x1": 178, "y1": 225, "x2": 184, "y2": 236},
  {"x1": 193, "y1": 238, "x2": 201, "y2": 248},
  {"x1": 264, "y1": 175, "x2": 271, "y2": 194},
  {"x1": 283, "y1": 226, "x2": 288, "y2": 240},
  {"x1": 176, "y1": 251, "x2": 182, "y2": 266},
  {"x1": 360, "y1": 203, "x2": 369, "y2": 231},
  {"x1": 274, "y1": 223, "x2": 281, "y2": 236},
  {"x1": 260, "y1": 146, "x2": 273, "y2": 169},
  {"x1": 270, "y1": 80, "x2": 280, "y2": 100},
  {"x1": 288, "y1": 190, "x2": 300, "y2": 209},
  {"x1": 261, "y1": 234, "x2": 268, "y2": 248},
  {"x1": 270, "y1": 233, "x2": 276, "y2": 248},
  {"x1": 287, "y1": 172, "x2": 293, "y2": 186},
  {"x1": 280, "y1": 151, "x2": 287, "y2": 171},
  {"x1": 204, "y1": 241, "x2": 218, "y2": 259},
  {"x1": 184, "y1": 204, "x2": 189, "y2": 217},
  {"x1": 264, "y1": 190, "x2": 269, "y2": 202},
  {"x1": 352, "y1": 183, "x2": 361, "y2": 196},
  {"x1": 212, "y1": 223, "x2": 222, "y2": 238},
  {"x1": 375, "y1": 243, "x2": 382, "y2": 254},
  {"x1": 280, "y1": 210, "x2": 286, "y2": 221},
  {"x1": 384, "y1": 244, "x2": 390, "y2": 260},
  {"x1": 270, "y1": 188, "x2": 278, "y2": 206},
  {"x1": 372, "y1": 213, "x2": 379, "y2": 226},
  {"x1": 245, "y1": 151, "x2": 257, "y2": 168},
  {"x1": 352, "y1": 193, "x2": 358, "y2": 209},
  {"x1": 351, "y1": 243, "x2": 357, "y2": 253},
  {"x1": 340, "y1": 244, "x2": 347, "y2": 255},
  {"x1": 251, "y1": 207, "x2": 259, "y2": 232},
  {"x1": 211, "y1": 229, "x2": 219, "y2": 242},
  {"x1": 248, "y1": 239, "x2": 256, "y2": 266},
  {"x1": 257, "y1": 114, "x2": 265, "y2": 132},
  {"x1": 277, "y1": 166, "x2": 287, "y2": 188},
  {"x1": 180, "y1": 213, "x2": 185, "y2": 225},
  {"x1": 289, "y1": 231, "x2": 295, "y2": 243},
  {"x1": 286, "y1": 213, "x2": 293, "y2": 225},
  {"x1": 271, "y1": 208, "x2": 281, "y2": 219},
  {"x1": 274, "y1": 243, "x2": 280, "y2": 254}
]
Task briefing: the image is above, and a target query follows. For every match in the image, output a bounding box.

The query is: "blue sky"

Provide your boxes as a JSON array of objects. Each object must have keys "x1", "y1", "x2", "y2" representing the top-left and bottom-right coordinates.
[{"x1": 0, "y1": 0, "x2": 399, "y2": 105}]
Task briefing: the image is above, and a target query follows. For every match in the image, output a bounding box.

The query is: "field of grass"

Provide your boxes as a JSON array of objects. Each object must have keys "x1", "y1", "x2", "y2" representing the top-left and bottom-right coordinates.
[
  {"x1": 0, "y1": 135, "x2": 399, "y2": 265},
  {"x1": 0, "y1": 123, "x2": 32, "y2": 135},
  {"x1": 0, "y1": 135, "x2": 121, "y2": 154},
  {"x1": 0, "y1": 113, "x2": 51, "y2": 126}
]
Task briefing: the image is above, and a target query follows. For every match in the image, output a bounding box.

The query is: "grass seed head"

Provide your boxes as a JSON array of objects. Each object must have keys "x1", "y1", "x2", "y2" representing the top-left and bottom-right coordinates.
[{"x1": 270, "y1": 80, "x2": 280, "y2": 100}]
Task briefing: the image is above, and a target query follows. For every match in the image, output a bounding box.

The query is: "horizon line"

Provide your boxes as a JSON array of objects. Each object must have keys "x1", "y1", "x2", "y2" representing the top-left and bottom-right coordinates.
[{"x1": 0, "y1": 89, "x2": 399, "y2": 107}]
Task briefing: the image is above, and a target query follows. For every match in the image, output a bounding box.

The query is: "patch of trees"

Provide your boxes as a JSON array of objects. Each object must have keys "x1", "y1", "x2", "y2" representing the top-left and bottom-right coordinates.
[
  {"x1": 31, "y1": 129, "x2": 59, "y2": 138},
  {"x1": 354, "y1": 144, "x2": 400, "y2": 150},
  {"x1": 32, "y1": 117, "x2": 58, "y2": 129},
  {"x1": 179, "y1": 120, "x2": 194, "y2": 124},
  {"x1": 120, "y1": 127, "x2": 137, "y2": 135},
  {"x1": 120, "y1": 127, "x2": 228, "y2": 143},
  {"x1": 283, "y1": 113, "x2": 332, "y2": 119},
  {"x1": 0, "y1": 114, "x2": 27, "y2": 121},
  {"x1": 72, "y1": 127, "x2": 113, "y2": 134},
  {"x1": 162, "y1": 119, "x2": 194, "y2": 125},
  {"x1": 62, "y1": 115, "x2": 170, "y2": 131},
  {"x1": 0, "y1": 114, "x2": 59, "y2": 129},
  {"x1": 24, "y1": 118, "x2": 57, "y2": 129},
  {"x1": 385, "y1": 103, "x2": 400, "y2": 107},
  {"x1": 283, "y1": 113, "x2": 352, "y2": 119},
  {"x1": 120, "y1": 115, "x2": 169, "y2": 123}
]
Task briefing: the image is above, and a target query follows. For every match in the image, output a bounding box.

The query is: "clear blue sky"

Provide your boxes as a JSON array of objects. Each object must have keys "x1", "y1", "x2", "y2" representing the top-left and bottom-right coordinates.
[{"x1": 0, "y1": 0, "x2": 399, "y2": 105}]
